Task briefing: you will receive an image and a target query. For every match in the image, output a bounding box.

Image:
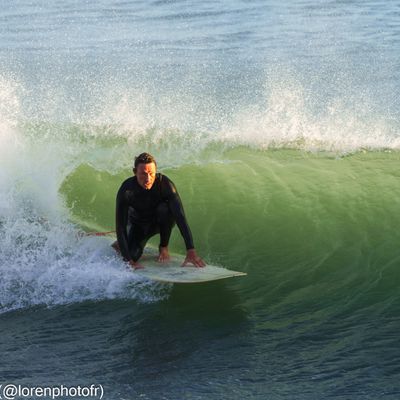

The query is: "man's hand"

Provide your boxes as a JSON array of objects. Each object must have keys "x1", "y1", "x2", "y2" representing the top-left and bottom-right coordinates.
[
  {"x1": 158, "y1": 246, "x2": 171, "y2": 263},
  {"x1": 129, "y1": 260, "x2": 144, "y2": 270},
  {"x1": 181, "y1": 249, "x2": 206, "y2": 268}
]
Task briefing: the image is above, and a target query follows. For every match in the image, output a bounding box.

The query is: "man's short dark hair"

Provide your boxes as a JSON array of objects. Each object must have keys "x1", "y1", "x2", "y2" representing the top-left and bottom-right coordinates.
[{"x1": 133, "y1": 152, "x2": 157, "y2": 171}]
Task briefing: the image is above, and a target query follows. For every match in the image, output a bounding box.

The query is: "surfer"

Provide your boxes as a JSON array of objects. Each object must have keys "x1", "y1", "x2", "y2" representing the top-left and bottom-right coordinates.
[{"x1": 113, "y1": 152, "x2": 206, "y2": 270}]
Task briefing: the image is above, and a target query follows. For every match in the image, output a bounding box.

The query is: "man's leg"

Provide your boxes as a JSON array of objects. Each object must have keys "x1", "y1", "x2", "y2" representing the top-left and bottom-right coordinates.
[{"x1": 127, "y1": 223, "x2": 155, "y2": 262}]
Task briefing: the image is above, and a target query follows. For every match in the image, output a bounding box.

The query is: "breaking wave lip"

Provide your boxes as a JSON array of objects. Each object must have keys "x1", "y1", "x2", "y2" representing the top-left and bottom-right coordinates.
[
  {"x1": 3, "y1": 65, "x2": 400, "y2": 164},
  {"x1": 17, "y1": 118, "x2": 400, "y2": 175},
  {"x1": 0, "y1": 68, "x2": 399, "y2": 181},
  {"x1": 63, "y1": 67, "x2": 398, "y2": 158},
  {"x1": 69, "y1": 87, "x2": 400, "y2": 158}
]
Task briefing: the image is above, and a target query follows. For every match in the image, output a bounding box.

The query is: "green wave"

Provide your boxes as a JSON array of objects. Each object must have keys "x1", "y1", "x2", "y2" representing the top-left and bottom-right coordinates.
[{"x1": 60, "y1": 147, "x2": 400, "y2": 318}]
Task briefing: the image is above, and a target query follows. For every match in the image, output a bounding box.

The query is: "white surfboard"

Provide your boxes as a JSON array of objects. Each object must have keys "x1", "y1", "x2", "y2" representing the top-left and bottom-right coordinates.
[{"x1": 132, "y1": 247, "x2": 247, "y2": 284}]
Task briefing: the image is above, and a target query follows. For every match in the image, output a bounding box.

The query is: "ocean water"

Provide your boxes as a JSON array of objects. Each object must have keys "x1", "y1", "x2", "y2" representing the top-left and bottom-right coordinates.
[{"x1": 1, "y1": 1, "x2": 400, "y2": 399}]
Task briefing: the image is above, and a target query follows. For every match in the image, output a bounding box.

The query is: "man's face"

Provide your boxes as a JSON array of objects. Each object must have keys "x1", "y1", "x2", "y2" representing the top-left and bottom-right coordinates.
[{"x1": 135, "y1": 162, "x2": 156, "y2": 190}]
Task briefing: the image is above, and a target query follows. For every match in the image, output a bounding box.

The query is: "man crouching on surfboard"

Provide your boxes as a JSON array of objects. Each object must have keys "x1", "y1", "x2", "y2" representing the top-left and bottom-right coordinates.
[{"x1": 113, "y1": 152, "x2": 206, "y2": 270}]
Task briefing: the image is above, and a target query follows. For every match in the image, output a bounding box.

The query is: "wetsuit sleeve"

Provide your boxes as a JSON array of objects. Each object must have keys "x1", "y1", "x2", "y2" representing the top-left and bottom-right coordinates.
[
  {"x1": 163, "y1": 178, "x2": 195, "y2": 250},
  {"x1": 115, "y1": 186, "x2": 131, "y2": 261}
]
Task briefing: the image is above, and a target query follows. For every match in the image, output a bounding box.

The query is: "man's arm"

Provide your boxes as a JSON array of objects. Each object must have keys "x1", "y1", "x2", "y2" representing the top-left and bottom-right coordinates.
[
  {"x1": 164, "y1": 179, "x2": 194, "y2": 250},
  {"x1": 163, "y1": 178, "x2": 206, "y2": 267}
]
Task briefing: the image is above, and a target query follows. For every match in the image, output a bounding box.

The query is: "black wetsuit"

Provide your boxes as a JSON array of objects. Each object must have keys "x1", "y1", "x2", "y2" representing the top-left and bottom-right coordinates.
[{"x1": 116, "y1": 173, "x2": 194, "y2": 262}]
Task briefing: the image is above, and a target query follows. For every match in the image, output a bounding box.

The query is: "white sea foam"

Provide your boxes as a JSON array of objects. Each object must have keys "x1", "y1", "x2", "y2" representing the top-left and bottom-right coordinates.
[
  {"x1": 0, "y1": 76, "x2": 171, "y2": 314},
  {"x1": 0, "y1": 221, "x2": 170, "y2": 314}
]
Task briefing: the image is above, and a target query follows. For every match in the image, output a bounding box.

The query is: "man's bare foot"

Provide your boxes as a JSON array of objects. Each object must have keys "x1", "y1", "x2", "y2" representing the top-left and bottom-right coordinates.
[
  {"x1": 157, "y1": 246, "x2": 171, "y2": 263},
  {"x1": 129, "y1": 260, "x2": 144, "y2": 270},
  {"x1": 111, "y1": 241, "x2": 121, "y2": 255}
]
